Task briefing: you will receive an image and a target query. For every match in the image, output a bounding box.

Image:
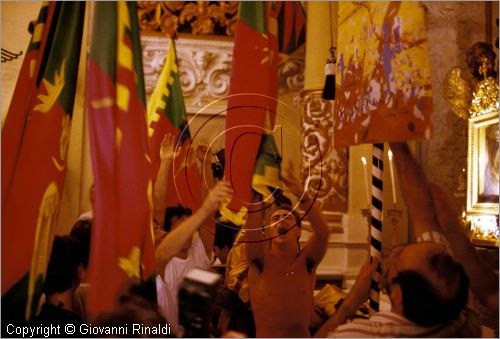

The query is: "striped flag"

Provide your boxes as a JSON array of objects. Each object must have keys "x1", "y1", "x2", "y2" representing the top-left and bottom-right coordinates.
[
  {"x1": 86, "y1": 1, "x2": 155, "y2": 320},
  {"x1": 147, "y1": 39, "x2": 201, "y2": 210},
  {"x1": 1, "y1": 2, "x2": 85, "y2": 321}
]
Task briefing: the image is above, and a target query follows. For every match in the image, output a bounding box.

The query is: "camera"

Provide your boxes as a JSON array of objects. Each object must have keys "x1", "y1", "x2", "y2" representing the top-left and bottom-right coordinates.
[{"x1": 178, "y1": 268, "x2": 221, "y2": 338}]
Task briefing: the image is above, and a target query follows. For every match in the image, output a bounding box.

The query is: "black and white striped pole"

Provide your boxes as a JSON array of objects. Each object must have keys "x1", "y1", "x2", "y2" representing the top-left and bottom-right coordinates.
[{"x1": 369, "y1": 143, "x2": 384, "y2": 314}]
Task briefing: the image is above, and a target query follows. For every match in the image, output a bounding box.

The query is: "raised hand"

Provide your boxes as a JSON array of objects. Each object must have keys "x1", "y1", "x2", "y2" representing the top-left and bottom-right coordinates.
[
  {"x1": 201, "y1": 181, "x2": 233, "y2": 215},
  {"x1": 195, "y1": 143, "x2": 212, "y2": 165},
  {"x1": 159, "y1": 133, "x2": 179, "y2": 162},
  {"x1": 314, "y1": 256, "x2": 379, "y2": 337},
  {"x1": 346, "y1": 256, "x2": 379, "y2": 308}
]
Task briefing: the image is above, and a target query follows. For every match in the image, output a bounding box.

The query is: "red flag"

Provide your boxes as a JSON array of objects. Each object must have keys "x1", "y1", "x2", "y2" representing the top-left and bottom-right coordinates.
[
  {"x1": 222, "y1": 2, "x2": 280, "y2": 225},
  {"x1": 2, "y1": 3, "x2": 55, "y2": 201},
  {"x1": 2, "y1": 2, "x2": 85, "y2": 321},
  {"x1": 276, "y1": 2, "x2": 306, "y2": 55},
  {"x1": 86, "y1": 1, "x2": 155, "y2": 320},
  {"x1": 147, "y1": 39, "x2": 201, "y2": 211}
]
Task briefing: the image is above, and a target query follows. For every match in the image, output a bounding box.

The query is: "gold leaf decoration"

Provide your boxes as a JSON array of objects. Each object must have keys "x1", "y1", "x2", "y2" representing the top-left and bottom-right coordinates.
[
  {"x1": 443, "y1": 67, "x2": 473, "y2": 120},
  {"x1": 469, "y1": 77, "x2": 500, "y2": 117},
  {"x1": 137, "y1": 1, "x2": 238, "y2": 37}
]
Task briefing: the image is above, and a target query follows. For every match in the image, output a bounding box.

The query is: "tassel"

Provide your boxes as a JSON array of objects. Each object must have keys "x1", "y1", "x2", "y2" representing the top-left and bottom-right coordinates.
[{"x1": 322, "y1": 47, "x2": 336, "y2": 100}]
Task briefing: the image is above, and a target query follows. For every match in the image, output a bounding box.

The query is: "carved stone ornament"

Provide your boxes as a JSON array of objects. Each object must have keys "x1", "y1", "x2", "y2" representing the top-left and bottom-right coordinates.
[
  {"x1": 278, "y1": 47, "x2": 305, "y2": 94},
  {"x1": 141, "y1": 35, "x2": 233, "y2": 111},
  {"x1": 141, "y1": 34, "x2": 305, "y2": 112},
  {"x1": 301, "y1": 90, "x2": 348, "y2": 213}
]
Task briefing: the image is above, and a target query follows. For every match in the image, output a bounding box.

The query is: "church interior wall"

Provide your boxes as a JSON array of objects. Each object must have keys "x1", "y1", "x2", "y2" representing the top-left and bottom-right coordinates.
[{"x1": 1, "y1": 1, "x2": 497, "y2": 287}]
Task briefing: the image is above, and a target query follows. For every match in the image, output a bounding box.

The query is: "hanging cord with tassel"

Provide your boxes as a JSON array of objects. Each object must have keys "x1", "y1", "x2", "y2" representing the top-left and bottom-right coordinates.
[{"x1": 322, "y1": 3, "x2": 336, "y2": 100}]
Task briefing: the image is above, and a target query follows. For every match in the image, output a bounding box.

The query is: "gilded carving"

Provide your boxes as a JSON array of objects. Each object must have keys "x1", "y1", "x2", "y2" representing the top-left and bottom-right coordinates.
[
  {"x1": 443, "y1": 42, "x2": 498, "y2": 120},
  {"x1": 468, "y1": 43, "x2": 499, "y2": 118},
  {"x1": 443, "y1": 67, "x2": 473, "y2": 120},
  {"x1": 466, "y1": 77, "x2": 499, "y2": 245},
  {"x1": 137, "y1": 1, "x2": 238, "y2": 37},
  {"x1": 301, "y1": 90, "x2": 348, "y2": 213},
  {"x1": 469, "y1": 77, "x2": 500, "y2": 117}
]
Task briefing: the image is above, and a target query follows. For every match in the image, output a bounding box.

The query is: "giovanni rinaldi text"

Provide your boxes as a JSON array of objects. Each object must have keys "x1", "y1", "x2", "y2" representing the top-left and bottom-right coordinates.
[{"x1": 5, "y1": 323, "x2": 172, "y2": 337}]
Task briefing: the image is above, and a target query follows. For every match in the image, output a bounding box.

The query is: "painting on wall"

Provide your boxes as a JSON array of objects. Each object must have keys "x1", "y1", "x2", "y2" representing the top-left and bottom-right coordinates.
[
  {"x1": 467, "y1": 106, "x2": 499, "y2": 247},
  {"x1": 477, "y1": 122, "x2": 499, "y2": 203},
  {"x1": 468, "y1": 110, "x2": 499, "y2": 212}
]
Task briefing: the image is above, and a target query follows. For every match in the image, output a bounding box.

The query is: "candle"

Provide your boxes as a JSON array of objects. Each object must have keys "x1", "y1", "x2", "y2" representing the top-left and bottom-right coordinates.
[
  {"x1": 388, "y1": 149, "x2": 397, "y2": 205},
  {"x1": 361, "y1": 156, "x2": 370, "y2": 206}
]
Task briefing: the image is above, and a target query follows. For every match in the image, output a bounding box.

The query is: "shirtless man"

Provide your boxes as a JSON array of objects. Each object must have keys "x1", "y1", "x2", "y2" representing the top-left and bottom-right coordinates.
[{"x1": 244, "y1": 165, "x2": 329, "y2": 337}]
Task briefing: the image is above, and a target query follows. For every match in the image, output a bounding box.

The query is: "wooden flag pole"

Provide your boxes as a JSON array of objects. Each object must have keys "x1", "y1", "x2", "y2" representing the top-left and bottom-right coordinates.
[{"x1": 369, "y1": 143, "x2": 384, "y2": 314}]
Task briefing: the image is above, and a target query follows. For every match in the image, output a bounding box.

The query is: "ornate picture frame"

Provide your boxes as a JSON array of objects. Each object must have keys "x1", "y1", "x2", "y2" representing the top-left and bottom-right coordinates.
[
  {"x1": 467, "y1": 96, "x2": 499, "y2": 247},
  {"x1": 467, "y1": 108, "x2": 499, "y2": 215}
]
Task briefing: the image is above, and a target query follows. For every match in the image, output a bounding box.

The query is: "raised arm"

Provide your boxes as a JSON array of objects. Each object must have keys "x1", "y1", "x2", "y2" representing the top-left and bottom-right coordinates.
[
  {"x1": 282, "y1": 163, "x2": 329, "y2": 264},
  {"x1": 155, "y1": 181, "x2": 232, "y2": 274},
  {"x1": 389, "y1": 142, "x2": 440, "y2": 238},
  {"x1": 315, "y1": 257, "x2": 379, "y2": 337},
  {"x1": 153, "y1": 134, "x2": 178, "y2": 227},
  {"x1": 197, "y1": 144, "x2": 216, "y2": 197},
  {"x1": 196, "y1": 143, "x2": 218, "y2": 258},
  {"x1": 244, "y1": 192, "x2": 265, "y2": 264},
  {"x1": 430, "y1": 183, "x2": 499, "y2": 311}
]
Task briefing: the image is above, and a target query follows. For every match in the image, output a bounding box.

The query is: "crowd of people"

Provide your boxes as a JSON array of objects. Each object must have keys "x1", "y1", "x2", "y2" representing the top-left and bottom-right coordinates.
[{"x1": 20, "y1": 135, "x2": 498, "y2": 338}]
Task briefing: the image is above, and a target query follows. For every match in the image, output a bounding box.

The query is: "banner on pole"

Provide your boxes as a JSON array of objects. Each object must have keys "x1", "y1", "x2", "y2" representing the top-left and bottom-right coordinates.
[
  {"x1": 86, "y1": 1, "x2": 156, "y2": 320},
  {"x1": 334, "y1": 2, "x2": 433, "y2": 147},
  {"x1": 2, "y1": 2, "x2": 85, "y2": 321}
]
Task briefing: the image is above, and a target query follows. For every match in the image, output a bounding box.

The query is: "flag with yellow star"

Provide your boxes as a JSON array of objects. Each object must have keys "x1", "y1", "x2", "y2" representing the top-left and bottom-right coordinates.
[
  {"x1": 1, "y1": 2, "x2": 85, "y2": 322},
  {"x1": 86, "y1": 1, "x2": 156, "y2": 320}
]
